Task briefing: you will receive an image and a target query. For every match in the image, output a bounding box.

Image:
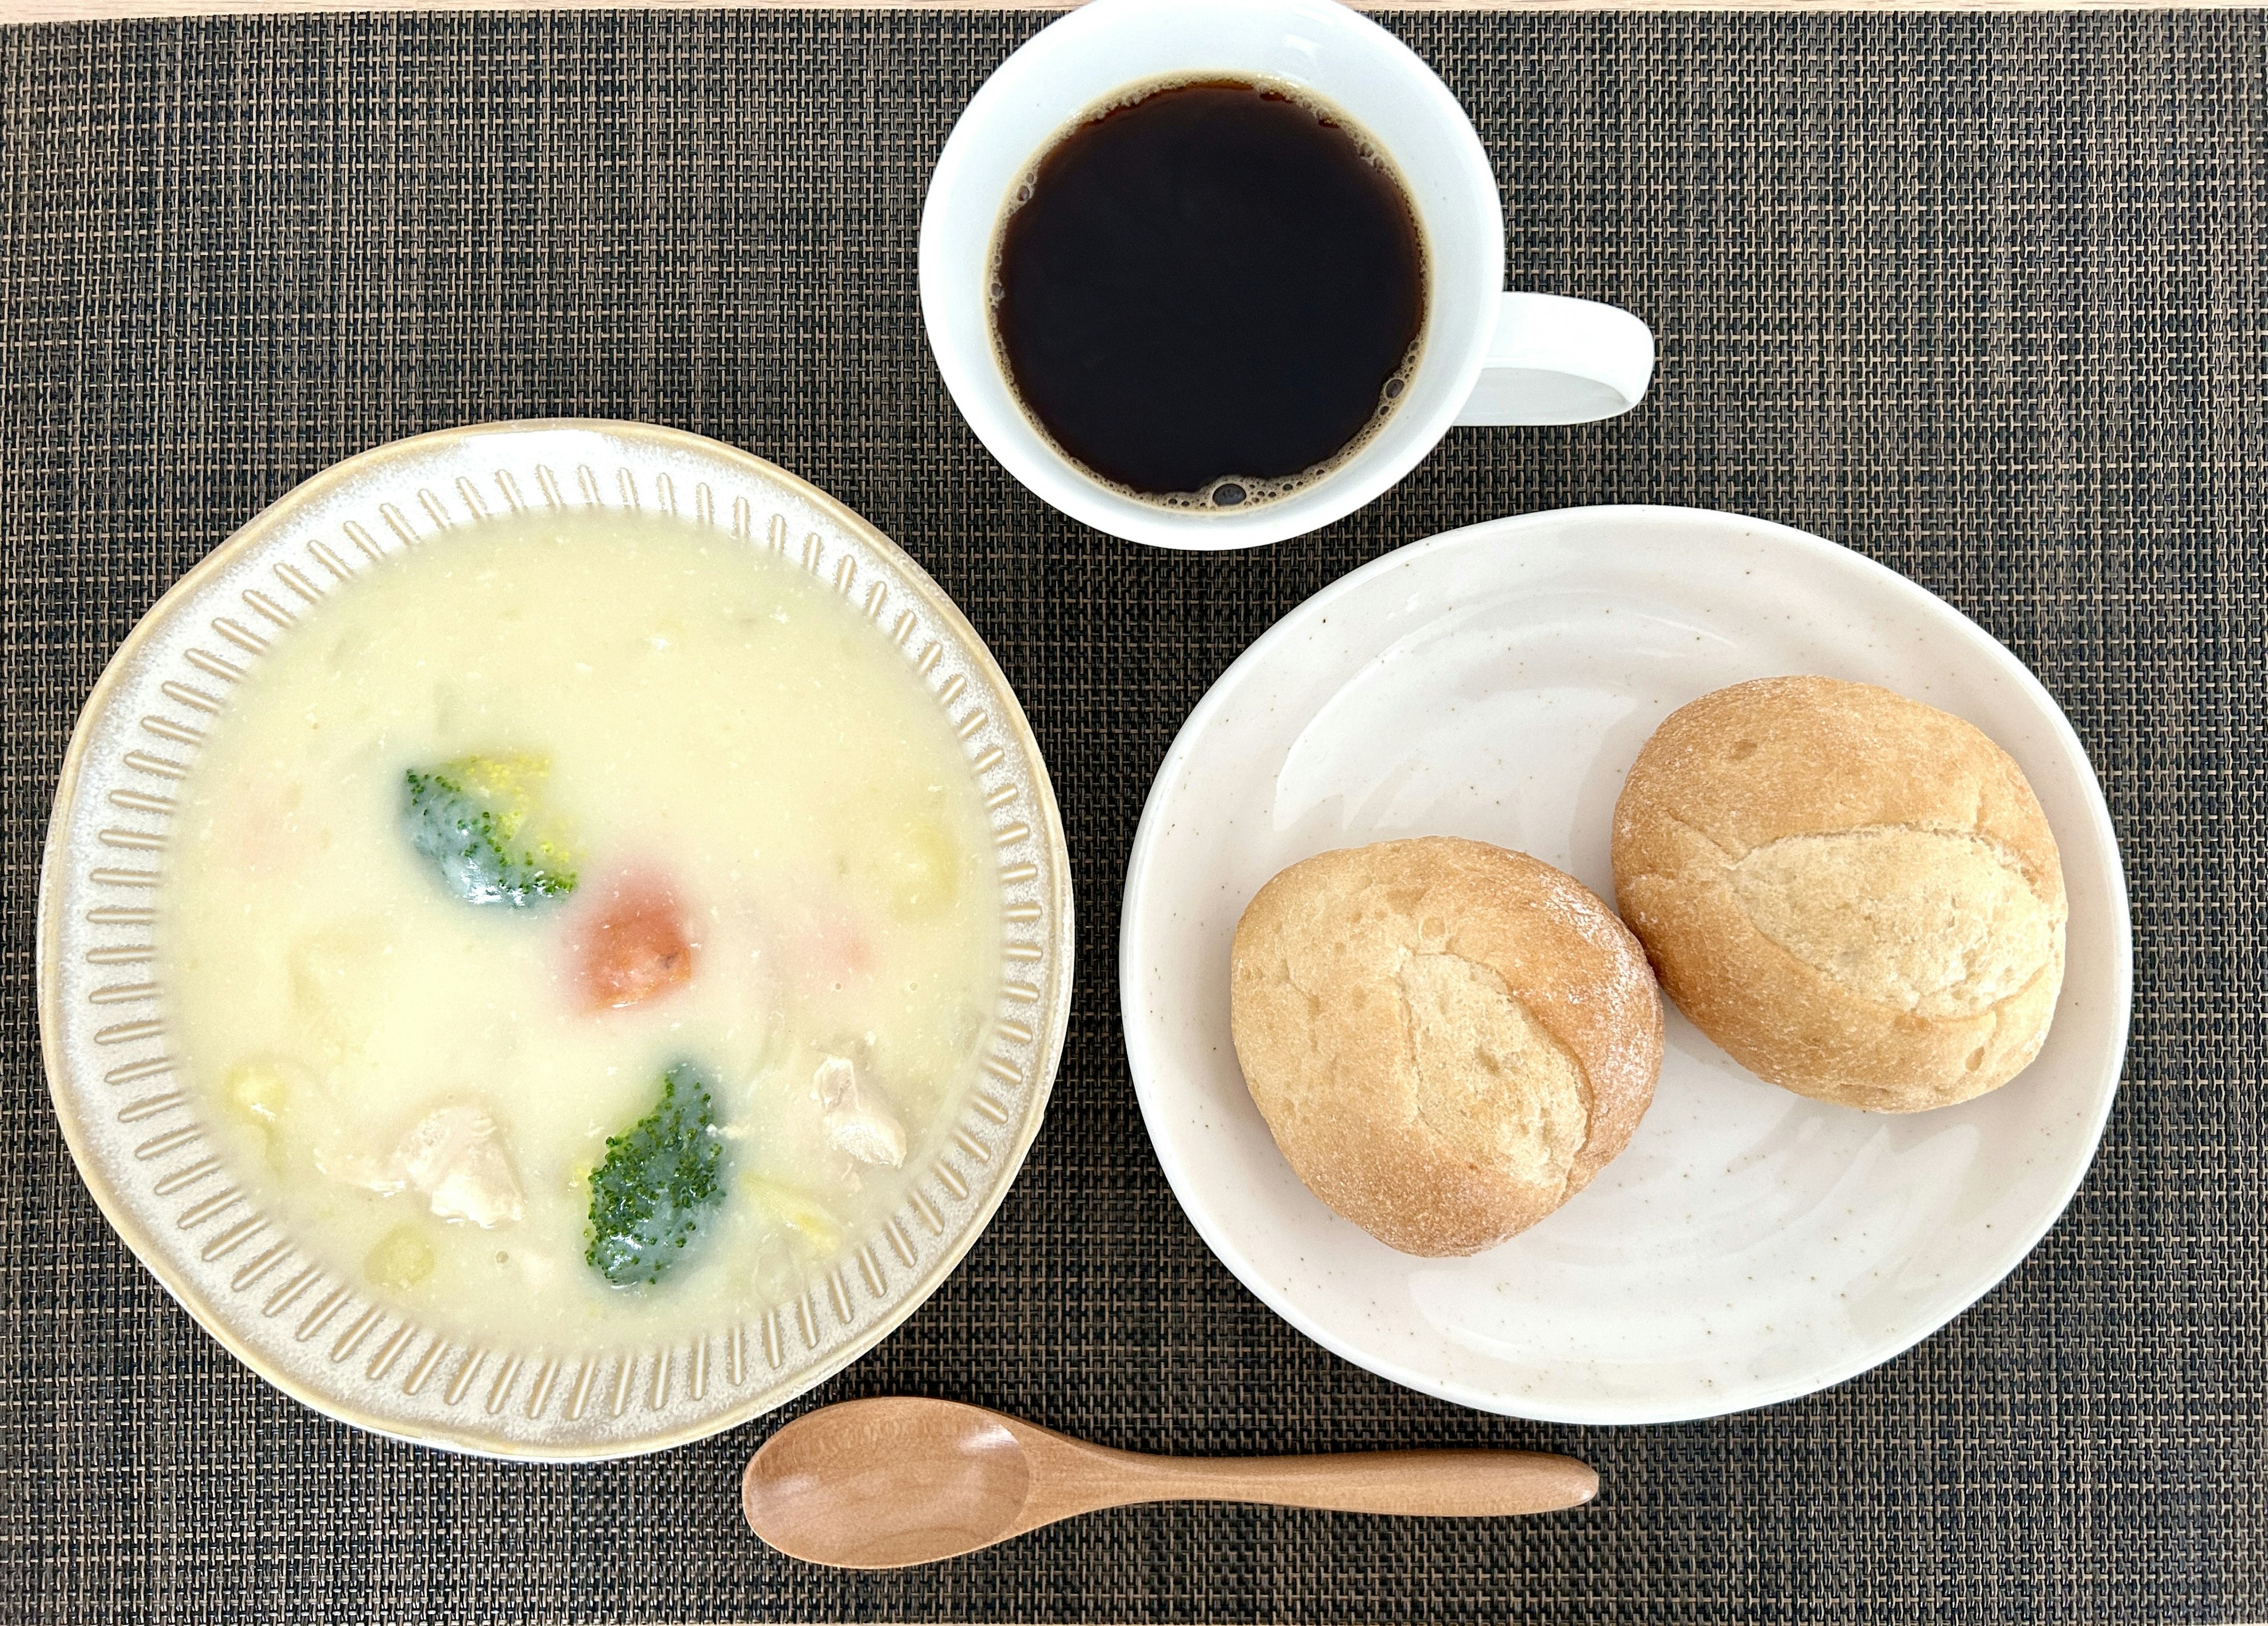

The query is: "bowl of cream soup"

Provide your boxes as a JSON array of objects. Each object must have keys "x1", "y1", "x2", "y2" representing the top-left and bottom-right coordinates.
[{"x1": 37, "y1": 421, "x2": 1073, "y2": 1458}]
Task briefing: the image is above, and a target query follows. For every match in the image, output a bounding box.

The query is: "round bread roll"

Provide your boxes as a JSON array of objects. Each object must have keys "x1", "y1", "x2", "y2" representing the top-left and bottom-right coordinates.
[
  {"x1": 1611, "y1": 675, "x2": 2067, "y2": 1112},
  {"x1": 1228, "y1": 837, "x2": 1662, "y2": 1257}
]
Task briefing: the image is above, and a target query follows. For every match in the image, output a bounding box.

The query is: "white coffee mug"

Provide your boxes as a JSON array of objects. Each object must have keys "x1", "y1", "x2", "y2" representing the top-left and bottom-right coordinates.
[{"x1": 920, "y1": 0, "x2": 1656, "y2": 551}]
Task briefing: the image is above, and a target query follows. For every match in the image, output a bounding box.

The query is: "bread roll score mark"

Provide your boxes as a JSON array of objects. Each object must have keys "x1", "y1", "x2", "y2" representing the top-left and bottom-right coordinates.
[
  {"x1": 1396, "y1": 952, "x2": 1588, "y2": 1195},
  {"x1": 1728, "y1": 825, "x2": 2058, "y2": 1020}
]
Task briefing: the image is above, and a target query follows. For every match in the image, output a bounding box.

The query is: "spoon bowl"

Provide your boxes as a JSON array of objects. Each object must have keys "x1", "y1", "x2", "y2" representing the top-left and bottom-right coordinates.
[
  {"x1": 742, "y1": 1396, "x2": 1598, "y2": 1568},
  {"x1": 744, "y1": 1398, "x2": 1037, "y2": 1567}
]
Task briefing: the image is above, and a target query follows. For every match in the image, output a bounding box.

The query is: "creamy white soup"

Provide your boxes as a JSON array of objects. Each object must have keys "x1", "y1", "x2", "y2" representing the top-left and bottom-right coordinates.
[{"x1": 159, "y1": 511, "x2": 1001, "y2": 1348}]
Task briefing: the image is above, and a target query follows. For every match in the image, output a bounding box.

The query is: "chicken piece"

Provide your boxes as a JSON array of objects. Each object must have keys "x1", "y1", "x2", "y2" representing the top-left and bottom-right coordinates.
[
  {"x1": 397, "y1": 1106, "x2": 526, "y2": 1227},
  {"x1": 816, "y1": 1054, "x2": 906, "y2": 1168},
  {"x1": 321, "y1": 1105, "x2": 525, "y2": 1228}
]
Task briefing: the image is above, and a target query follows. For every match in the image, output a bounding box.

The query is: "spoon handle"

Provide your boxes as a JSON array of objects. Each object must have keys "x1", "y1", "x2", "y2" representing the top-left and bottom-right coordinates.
[{"x1": 1054, "y1": 1442, "x2": 1598, "y2": 1520}]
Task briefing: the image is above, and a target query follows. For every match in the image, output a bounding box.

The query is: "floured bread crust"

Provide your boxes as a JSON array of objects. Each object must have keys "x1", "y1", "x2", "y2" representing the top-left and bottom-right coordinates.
[
  {"x1": 1229, "y1": 837, "x2": 1663, "y2": 1257},
  {"x1": 1611, "y1": 675, "x2": 2067, "y2": 1112}
]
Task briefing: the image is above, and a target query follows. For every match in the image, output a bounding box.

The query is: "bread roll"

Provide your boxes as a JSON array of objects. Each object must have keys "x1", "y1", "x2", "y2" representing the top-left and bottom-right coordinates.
[
  {"x1": 1611, "y1": 676, "x2": 2066, "y2": 1112},
  {"x1": 1228, "y1": 837, "x2": 1662, "y2": 1257}
]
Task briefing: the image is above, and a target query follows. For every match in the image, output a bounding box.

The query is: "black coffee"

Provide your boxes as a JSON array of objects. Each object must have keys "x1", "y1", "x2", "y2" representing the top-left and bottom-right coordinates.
[{"x1": 991, "y1": 80, "x2": 1426, "y2": 507}]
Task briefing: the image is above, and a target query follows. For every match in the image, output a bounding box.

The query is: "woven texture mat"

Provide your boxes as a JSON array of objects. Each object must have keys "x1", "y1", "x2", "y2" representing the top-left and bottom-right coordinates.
[{"x1": 2, "y1": 10, "x2": 2264, "y2": 1623}]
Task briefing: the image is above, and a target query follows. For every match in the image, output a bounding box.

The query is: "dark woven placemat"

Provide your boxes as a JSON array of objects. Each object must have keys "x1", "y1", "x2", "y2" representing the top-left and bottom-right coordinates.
[{"x1": 2, "y1": 9, "x2": 2263, "y2": 1622}]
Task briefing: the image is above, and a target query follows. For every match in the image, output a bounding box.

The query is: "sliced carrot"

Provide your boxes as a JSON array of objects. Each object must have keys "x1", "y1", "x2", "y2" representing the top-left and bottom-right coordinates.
[{"x1": 571, "y1": 872, "x2": 697, "y2": 1011}]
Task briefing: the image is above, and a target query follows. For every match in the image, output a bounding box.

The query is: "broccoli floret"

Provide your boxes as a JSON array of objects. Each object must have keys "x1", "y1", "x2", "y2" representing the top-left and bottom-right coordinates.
[
  {"x1": 585, "y1": 1061, "x2": 726, "y2": 1288},
  {"x1": 402, "y1": 752, "x2": 578, "y2": 907}
]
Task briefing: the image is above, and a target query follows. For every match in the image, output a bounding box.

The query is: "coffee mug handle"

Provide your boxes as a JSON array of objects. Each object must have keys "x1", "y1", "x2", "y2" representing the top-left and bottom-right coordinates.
[{"x1": 1452, "y1": 292, "x2": 1656, "y2": 426}]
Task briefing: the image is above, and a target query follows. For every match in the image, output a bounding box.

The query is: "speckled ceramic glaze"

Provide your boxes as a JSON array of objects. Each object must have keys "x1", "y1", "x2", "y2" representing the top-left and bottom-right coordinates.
[
  {"x1": 38, "y1": 421, "x2": 1074, "y2": 1459},
  {"x1": 1120, "y1": 506, "x2": 2129, "y2": 1424}
]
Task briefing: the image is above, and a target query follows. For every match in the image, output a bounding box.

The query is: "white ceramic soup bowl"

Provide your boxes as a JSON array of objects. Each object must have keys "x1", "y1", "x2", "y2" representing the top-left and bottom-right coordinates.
[
  {"x1": 37, "y1": 421, "x2": 1075, "y2": 1459},
  {"x1": 920, "y1": 0, "x2": 1654, "y2": 550}
]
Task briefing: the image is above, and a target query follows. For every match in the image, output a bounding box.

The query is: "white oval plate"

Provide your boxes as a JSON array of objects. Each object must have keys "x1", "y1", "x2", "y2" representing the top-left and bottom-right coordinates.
[
  {"x1": 1120, "y1": 506, "x2": 2130, "y2": 1425},
  {"x1": 38, "y1": 421, "x2": 1074, "y2": 1459}
]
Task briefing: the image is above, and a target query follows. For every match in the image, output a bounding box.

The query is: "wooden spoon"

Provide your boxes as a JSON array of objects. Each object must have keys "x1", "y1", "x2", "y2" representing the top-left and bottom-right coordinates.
[{"x1": 741, "y1": 1396, "x2": 1598, "y2": 1568}]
